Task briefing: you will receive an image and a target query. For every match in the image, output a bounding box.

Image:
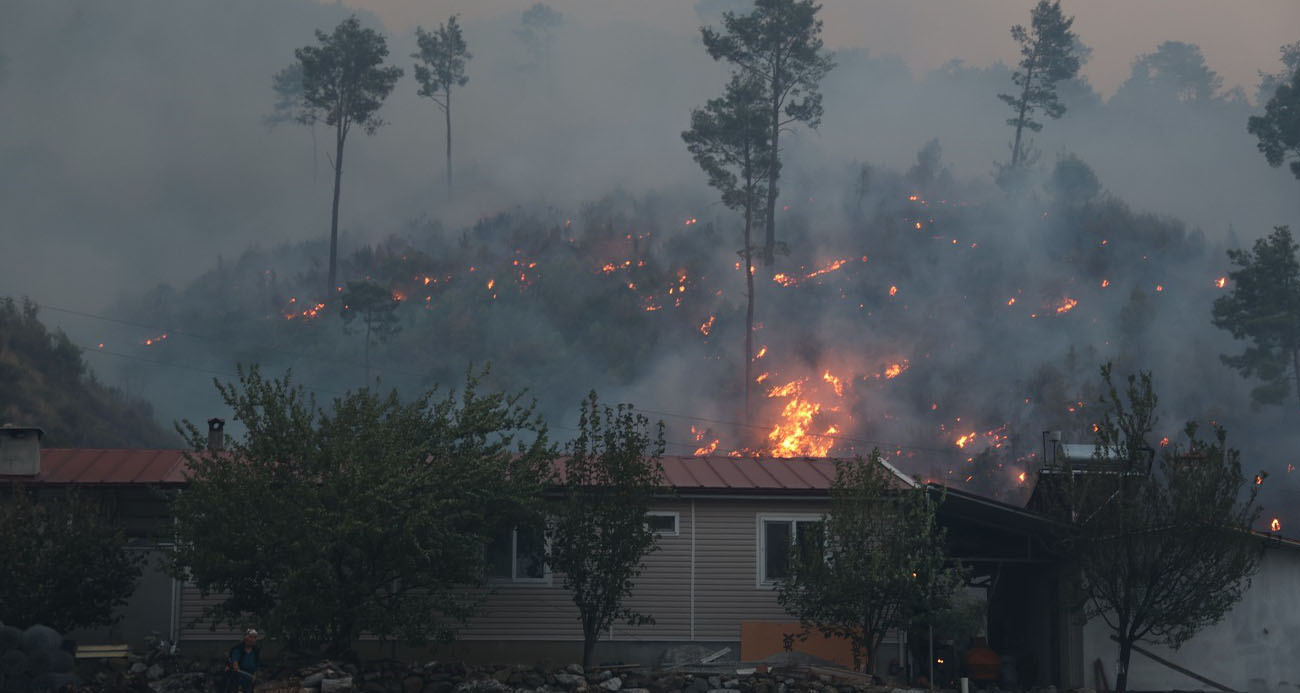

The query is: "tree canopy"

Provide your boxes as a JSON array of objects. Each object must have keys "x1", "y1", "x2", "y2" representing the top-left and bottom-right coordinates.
[
  {"x1": 997, "y1": 0, "x2": 1081, "y2": 170},
  {"x1": 777, "y1": 452, "x2": 962, "y2": 673},
  {"x1": 546, "y1": 392, "x2": 667, "y2": 669},
  {"x1": 1248, "y1": 66, "x2": 1300, "y2": 181},
  {"x1": 169, "y1": 366, "x2": 552, "y2": 658},
  {"x1": 0, "y1": 486, "x2": 143, "y2": 633},
  {"x1": 1041, "y1": 365, "x2": 1263, "y2": 693},
  {"x1": 1211, "y1": 226, "x2": 1300, "y2": 407},
  {"x1": 413, "y1": 16, "x2": 472, "y2": 193}
]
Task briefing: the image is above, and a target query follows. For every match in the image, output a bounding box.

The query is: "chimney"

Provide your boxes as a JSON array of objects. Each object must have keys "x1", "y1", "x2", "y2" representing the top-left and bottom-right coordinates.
[
  {"x1": 207, "y1": 418, "x2": 225, "y2": 452},
  {"x1": 0, "y1": 424, "x2": 44, "y2": 476}
]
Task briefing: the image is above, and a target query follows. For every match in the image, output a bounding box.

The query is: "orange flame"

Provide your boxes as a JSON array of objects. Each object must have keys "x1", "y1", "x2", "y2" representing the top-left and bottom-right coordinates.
[
  {"x1": 773, "y1": 272, "x2": 796, "y2": 287},
  {"x1": 1271, "y1": 517, "x2": 1282, "y2": 532},
  {"x1": 766, "y1": 379, "x2": 835, "y2": 458},
  {"x1": 1007, "y1": 297, "x2": 1016, "y2": 306},
  {"x1": 1056, "y1": 298, "x2": 1078, "y2": 314},
  {"x1": 883, "y1": 362, "x2": 906, "y2": 379},
  {"x1": 486, "y1": 279, "x2": 495, "y2": 290},
  {"x1": 142, "y1": 333, "x2": 168, "y2": 346},
  {"x1": 1215, "y1": 277, "x2": 1227, "y2": 288},
  {"x1": 1017, "y1": 471, "x2": 1027, "y2": 483},
  {"x1": 889, "y1": 285, "x2": 898, "y2": 297},
  {"x1": 1160, "y1": 436, "x2": 1170, "y2": 447},
  {"x1": 700, "y1": 315, "x2": 715, "y2": 336},
  {"x1": 804, "y1": 258, "x2": 848, "y2": 280},
  {"x1": 1101, "y1": 279, "x2": 1110, "y2": 288},
  {"x1": 754, "y1": 346, "x2": 767, "y2": 360},
  {"x1": 822, "y1": 370, "x2": 844, "y2": 397},
  {"x1": 755, "y1": 371, "x2": 770, "y2": 384},
  {"x1": 1155, "y1": 284, "x2": 1164, "y2": 292}
]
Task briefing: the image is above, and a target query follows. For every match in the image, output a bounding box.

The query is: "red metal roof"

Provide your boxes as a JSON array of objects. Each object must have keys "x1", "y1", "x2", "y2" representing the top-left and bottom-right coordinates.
[{"x1": 0, "y1": 449, "x2": 191, "y2": 485}]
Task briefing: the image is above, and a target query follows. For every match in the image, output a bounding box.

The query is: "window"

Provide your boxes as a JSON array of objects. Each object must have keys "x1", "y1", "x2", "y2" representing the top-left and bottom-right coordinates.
[
  {"x1": 645, "y1": 511, "x2": 679, "y2": 536},
  {"x1": 486, "y1": 525, "x2": 547, "y2": 583},
  {"x1": 758, "y1": 515, "x2": 824, "y2": 585}
]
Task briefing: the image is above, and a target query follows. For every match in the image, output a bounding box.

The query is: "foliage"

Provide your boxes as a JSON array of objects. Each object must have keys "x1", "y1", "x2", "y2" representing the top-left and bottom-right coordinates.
[
  {"x1": 547, "y1": 392, "x2": 667, "y2": 670},
  {"x1": 516, "y1": 3, "x2": 562, "y2": 69},
  {"x1": 169, "y1": 365, "x2": 552, "y2": 658},
  {"x1": 701, "y1": 0, "x2": 834, "y2": 264},
  {"x1": 267, "y1": 62, "x2": 312, "y2": 129},
  {"x1": 777, "y1": 452, "x2": 962, "y2": 672},
  {"x1": 683, "y1": 74, "x2": 773, "y2": 416},
  {"x1": 0, "y1": 297, "x2": 172, "y2": 447},
  {"x1": 290, "y1": 15, "x2": 403, "y2": 295},
  {"x1": 340, "y1": 280, "x2": 403, "y2": 382},
  {"x1": 1048, "y1": 153, "x2": 1101, "y2": 205},
  {"x1": 1248, "y1": 67, "x2": 1300, "y2": 181},
  {"x1": 0, "y1": 486, "x2": 144, "y2": 632},
  {"x1": 997, "y1": 0, "x2": 1081, "y2": 169},
  {"x1": 1044, "y1": 364, "x2": 1263, "y2": 693},
  {"x1": 413, "y1": 16, "x2": 472, "y2": 193},
  {"x1": 1211, "y1": 226, "x2": 1300, "y2": 407}
]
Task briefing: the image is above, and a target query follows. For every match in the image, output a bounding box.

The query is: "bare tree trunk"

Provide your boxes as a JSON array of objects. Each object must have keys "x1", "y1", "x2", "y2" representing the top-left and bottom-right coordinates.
[
  {"x1": 1292, "y1": 347, "x2": 1300, "y2": 408},
  {"x1": 764, "y1": 90, "x2": 780, "y2": 266},
  {"x1": 1010, "y1": 56, "x2": 1037, "y2": 168},
  {"x1": 445, "y1": 88, "x2": 453, "y2": 196},
  {"x1": 744, "y1": 204, "x2": 755, "y2": 424},
  {"x1": 1115, "y1": 636, "x2": 1133, "y2": 693},
  {"x1": 328, "y1": 124, "x2": 346, "y2": 298},
  {"x1": 582, "y1": 626, "x2": 596, "y2": 671}
]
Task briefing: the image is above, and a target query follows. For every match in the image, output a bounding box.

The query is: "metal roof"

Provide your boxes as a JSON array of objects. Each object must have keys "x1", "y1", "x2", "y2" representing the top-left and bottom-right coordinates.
[{"x1": 0, "y1": 449, "x2": 191, "y2": 485}]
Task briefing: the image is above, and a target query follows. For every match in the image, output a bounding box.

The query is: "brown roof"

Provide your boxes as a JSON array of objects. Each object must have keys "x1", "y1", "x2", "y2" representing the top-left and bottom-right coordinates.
[{"x1": 0, "y1": 449, "x2": 190, "y2": 485}]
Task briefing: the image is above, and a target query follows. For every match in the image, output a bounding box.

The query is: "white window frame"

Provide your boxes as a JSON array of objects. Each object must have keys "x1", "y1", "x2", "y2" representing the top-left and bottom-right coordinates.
[
  {"x1": 756, "y1": 513, "x2": 825, "y2": 588},
  {"x1": 645, "y1": 511, "x2": 680, "y2": 536},
  {"x1": 488, "y1": 527, "x2": 552, "y2": 585}
]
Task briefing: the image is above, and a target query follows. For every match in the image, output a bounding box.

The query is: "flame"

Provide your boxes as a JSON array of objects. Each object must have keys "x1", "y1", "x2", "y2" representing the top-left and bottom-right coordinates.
[
  {"x1": 699, "y1": 315, "x2": 715, "y2": 336},
  {"x1": 1007, "y1": 297, "x2": 1016, "y2": 306},
  {"x1": 486, "y1": 279, "x2": 495, "y2": 290},
  {"x1": 391, "y1": 290, "x2": 406, "y2": 302},
  {"x1": 1055, "y1": 298, "x2": 1078, "y2": 314},
  {"x1": 883, "y1": 362, "x2": 906, "y2": 379},
  {"x1": 822, "y1": 370, "x2": 844, "y2": 397},
  {"x1": 755, "y1": 371, "x2": 770, "y2": 383},
  {"x1": 601, "y1": 263, "x2": 617, "y2": 273},
  {"x1": 1160, "y1": 436, "x2": 1170, "y2": 447},
  {"x1": 1215, "y1": 276, "x2": 1227, "y2": 288},
  {"x1": 694, "y1": 439, "x2": 719, "y2": 455},
  {"x1": 1017, "y1": 471, "x2": 1027, "y2": 483},
  {"x1": 754, "y1": 346, "x2": 767, "y2": 360},
  {"x1": 1155, "y1": 284, "x2": 1164, "y2": 292},
  {"x1": 685, "y1": 217, "x2": 698, "y2": 226},
  {"x1": 142, "y1": 333, "x2": 168, "y2": 346},
  {"x1": 1101, "y1": 279, "x2": 1110, "y2": 288},
  {"x1": 773, "y1": 272, "x2": 797, "y2": 287},
  {"x1": 804, "y1": 258, "x2": 848, "y2": 280},
  {"x1": 1271, "y1": 517, "x2": 1282, "y2": 532},
  {"x1": 765, "y1": 379, "x2": 835, "y2": 458},
  {"x1": 954, "y1": 433, "x2": 976, "y2": 449},
  {"x1": 1255, "y1": 474, "x2": 1264, "y2": 486},
  {"x1": 889, "y1": 285, "x2": 898, "y2": 297}
]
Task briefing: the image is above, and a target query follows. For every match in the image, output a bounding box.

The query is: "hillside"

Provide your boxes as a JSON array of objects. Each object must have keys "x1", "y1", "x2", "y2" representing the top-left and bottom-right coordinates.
[{"x1": 0, "y1": 297, "x2": 176, "y2": 448}]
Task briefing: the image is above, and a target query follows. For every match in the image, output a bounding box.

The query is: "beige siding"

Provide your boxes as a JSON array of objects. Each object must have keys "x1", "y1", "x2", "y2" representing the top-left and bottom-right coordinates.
[
  {"x1": 180, "y1": 583, "x2": 241, "y2": 640},
  {"x1": 179, "y1": 497, "x2": 831, "y2": 645}
]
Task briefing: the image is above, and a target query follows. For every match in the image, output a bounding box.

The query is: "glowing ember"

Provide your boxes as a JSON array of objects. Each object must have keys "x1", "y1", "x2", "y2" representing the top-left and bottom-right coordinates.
[
  {"x1": 486, "y1": 279, "x2": 495, "y2": 290},
  {"x1": 391, "y1": 290, "x2": 406, "y2": 302},
  {"x1": 883, "y1": 362, "x2": 906, "y2": 379},
  {"x1": 1255, "y1": 474, "x2": 1264, "y2": 485},
  {"x1": 1155, "y1": 284, "x2": 1164, "y2": 292},
  {"x1": 1055, "y1": 298, "x2": 1078, "y2": 314},
  {"x1": 1007, "y1": 297, "x2": 1016, "y2": 306},
  {"x1": 773, "y1": 272, "x2": 796, "y2": 287},
  {"x1": 685, "y1": 217, "x2": 698, "y2": 226},
  {"x1": 699, "y1": 315, "x2": 715, "y2": 336},
  {"x1": 1160, "y1": 436, "x2": 1170, "y2": 447},
  {"x1": 1215, "y1": 277, "x2": 1227, "y2": 288},
  {"x1": 1101, "y1": 279, "x2": 1110, "y2": 288},
  {"x1": 601, "y1": 263, "x2": 617, "y2": 273},
  {"x1": 754, "y1": 346, "x2": 767, "y2": 360},
  {"x1": 755, "y1": 371, "x2": 770, "y2": 383},
  {"x1": 1017, "y1": 471, "x2": 1027, "y2": 483},
  {"x1": 804, "y1": 258, "x2": 848, "y2": 280},
  {"x1": 142, "y1": 333, "x2": 168, "y2": 346},
  {"x1": 1271, "y1": 518, "x2": 1282, "y2": 532},
  {"x1": 284, "y1": 301, "x2": 326, "y2": 320},
  {"x1": 889, "y1": 285, "x2": 898, "y2": 297},
  {"x1": 954, "y1": 433, "x2": 977, "y2": 449}
]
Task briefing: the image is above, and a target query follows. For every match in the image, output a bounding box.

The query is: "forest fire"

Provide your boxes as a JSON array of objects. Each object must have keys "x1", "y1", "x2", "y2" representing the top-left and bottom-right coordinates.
[
  {"x1": 283, "y1": 299, "x2": 326, "y2": 321},
  {"x1": 141, "y1": 333, "x2": 168, "y2": 346},
  {"x1": 690, "y1": 425, "x2": 719, "y2": 456},
  {"x1": 1215, "y1": 276, "x2": 1227, "y2": 288},
  {"x1": 699, "y1": 315, "x2": 715, "y2": 336},
  {"x1": 1272, "y1": 518, "x2": 1282, "y2": 532},
  {"x1": 765, "y1": 378, "x2": 837, "y2": 458},
  {"x1": 1055, "y1": 297, "x2": 1078, "y2": 314},
  {"x1": 772, "y1": 258, "x2": 851, "y2": 287}
]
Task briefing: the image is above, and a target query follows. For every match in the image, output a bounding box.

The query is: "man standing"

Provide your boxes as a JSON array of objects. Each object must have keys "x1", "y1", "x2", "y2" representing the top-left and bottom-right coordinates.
[{"x1": 224, "y1": 628, "x2": 261, "y2": 693}]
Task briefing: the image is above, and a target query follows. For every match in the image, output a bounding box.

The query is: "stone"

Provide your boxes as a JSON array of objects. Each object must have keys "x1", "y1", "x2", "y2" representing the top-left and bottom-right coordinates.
[
  {"x1": 129, "y1": 661, "x2": 147, "y2": 674},
  {"x1": 492, "y1": 667, "x2": 512, "y2": 683},
  {"x1": 303, "y1": 670, "x2": 330, "y2": 687},
  {"x1": 597, "y1": 670, "x2": 615, "y2": 682},
  {"x1": 683, "y1": 678, "x2": 712, "y2": 693},
  {"x1": 709, "y1": 676, "x2": 723, "y2": 688},
  {"x1": 567, "y1": 664, "x2": 585, "y2": 676},
  {"x1": 19, "y1": 625, "x2": 61, "y2": 654},
  {"x1": 404, "y1": 674, "x2": 427, "y2": 693},
  {"x1": 555, "y1": 672, "x2": 585, "y2": 687},
  {"x1": 321, "y1": 675, "x2": 356, "y2": 692},
  {"x1": 600, "y1": 675, "x2": 623, "y2": 691},
  {"x1": 146, "y1": 663, "x2": 165, "y2": 680}
]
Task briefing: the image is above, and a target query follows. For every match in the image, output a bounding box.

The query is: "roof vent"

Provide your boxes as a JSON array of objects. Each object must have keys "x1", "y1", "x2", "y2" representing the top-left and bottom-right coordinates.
[
  {"x1": 207, "y1": 418, "x2": 225, "y2": 452},
  {"x1": 0, "y1": 424, "x2": 44, "y2": 476}
]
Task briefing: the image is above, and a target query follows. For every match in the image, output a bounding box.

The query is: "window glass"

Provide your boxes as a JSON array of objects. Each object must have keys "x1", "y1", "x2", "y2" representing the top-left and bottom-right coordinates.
[
  {"x1": 647, "y1": 514, "x2": 677, "y2": 534},
  {"x1": 485, "y1": 527, "x2": 513, "y2": 579},
  {"x1": 764, "y1": 520, "x2": 792, "y2": 581}
]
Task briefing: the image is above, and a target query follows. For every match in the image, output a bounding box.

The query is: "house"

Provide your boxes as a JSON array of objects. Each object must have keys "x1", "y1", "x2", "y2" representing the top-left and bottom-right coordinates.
[{"x1": 0, "y1": 425, "x2": 1073, "y2": 684}]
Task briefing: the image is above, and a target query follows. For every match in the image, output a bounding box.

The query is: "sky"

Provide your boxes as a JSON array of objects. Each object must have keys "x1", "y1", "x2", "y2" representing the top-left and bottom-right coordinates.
[{"x1": 337, "y1": 0, "x2": 1300, "y2": 98}]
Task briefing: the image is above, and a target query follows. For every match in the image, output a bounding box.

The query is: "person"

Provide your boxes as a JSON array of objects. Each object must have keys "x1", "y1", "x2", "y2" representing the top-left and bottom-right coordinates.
[{"x1": 223, "y1": 629, "x2": 261, "y2": 693}]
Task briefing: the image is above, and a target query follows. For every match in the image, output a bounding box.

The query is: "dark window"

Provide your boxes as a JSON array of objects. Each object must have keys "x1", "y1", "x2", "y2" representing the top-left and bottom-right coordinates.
[
  {"x1": 762, "y1": 518, "x2": 824, "y2": 583},
  {"x1": 646, "y1": 513, "x2": 678, "y2": 535},
  {"x1": 486, "y1": 526, "x2": 546, "y2": 581}
]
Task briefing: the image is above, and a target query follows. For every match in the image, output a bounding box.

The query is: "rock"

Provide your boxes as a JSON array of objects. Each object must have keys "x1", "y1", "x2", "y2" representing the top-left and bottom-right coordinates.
[
  {"x1": 129, "y1": 661, "x2": 147, "y2": 674},
  {"x1": 0, "y1": 627, "x2": 21, "y2": 653},
  {"x1": 624, "y1": 689, "x2": 651, "y2": 693},
  {"x1": 600, "y1": 675, "x2": 623, "y2": 691},
  {"x1": 683, "y1": 678, "x2": 712, "y2": 693},
  {"x1": 597, "y1": 670, "x2": 615, "y2": 682},
  {"x1": 491, "y1": 667, "x2": 512, "y2": 683},
  {"x1": 555, "y1": 672, "x2": 585, "y2": 688},
  {"x1": 20, "y1": 625, "x2": 61, "y2": 654},
  {"x1": 402, "y1": 674, "x2": 425, "y2": 693},
  {"x1": 709, "y1": 676, "x2": 723, "y2": 688},
  {"x1": 454, "y1": 680, "x2": 509, "y2": 692},
  {"x1": 146, "y1": 663, "x2": 165, "y2": 680},
  {"x1": 321, "y1": 675, "x2": 356, "y2": 692},
  {"x1": 566, "y1": 664, "x2": 585, "y2": 676},
  {"x1": 303, "y1": 670, "x2": 330, "y2": 687}
]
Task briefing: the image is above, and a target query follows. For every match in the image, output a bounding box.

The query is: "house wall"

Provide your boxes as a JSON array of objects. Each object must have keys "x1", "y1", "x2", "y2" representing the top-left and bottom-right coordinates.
[{"x1": 1081, "y1": 543, "x2": 1300, "y2": 693}]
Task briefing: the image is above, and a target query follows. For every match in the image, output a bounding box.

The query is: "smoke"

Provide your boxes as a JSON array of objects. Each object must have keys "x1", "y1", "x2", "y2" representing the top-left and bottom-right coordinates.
[{"x1": 1, "y1": 0, "x2": 1297, "y2": 527}]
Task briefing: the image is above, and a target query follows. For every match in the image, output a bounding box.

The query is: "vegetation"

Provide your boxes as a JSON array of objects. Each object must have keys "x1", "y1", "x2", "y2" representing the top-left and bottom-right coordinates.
[
  {"x1": 0, "y1": 486, "x2": 144, "y2": 632},
  {"x1": 169, "y1": 366, "x2": 552, "y2": 658},
  {"x1": 0, "y1": 297, "x2": 172, "y2": 448},
  {"x1": 701, "y1": 0, "x2": 834, "y2": 264},
  {"x1": 1248, "y1": 65, "x2": 1300, "y2": 181},
  {"x1": 777, "y1": 452, "x2": 962, "y2": 673},
  {"x1": 997, "y1": 0, "x2": 1081, "y2": 171},
  {"x1": 1211, "y1": 226, "x2": 1300, "y2": 407},
  {"x1": 1042, "y1": 365, "x2": 1263, "y2": 693},
  {"x1": 289, "y1": 15, "x2": 403, "y2": 297},
  {"x1": 547, "y1": 392, "x2": 667, "y2": 670},
  {"x1": 339, "y1": 279, "x2": 403, "y2": 384},
  {"x1": 683, "y1": 74, "x2": 773, "y2": 418},
  {"x1": 413, "y1": 16, "x2": 472, "y2": 194}
]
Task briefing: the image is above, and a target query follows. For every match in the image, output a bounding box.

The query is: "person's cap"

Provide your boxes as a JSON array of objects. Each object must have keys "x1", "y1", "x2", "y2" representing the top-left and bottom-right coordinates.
[{"x1": 244, "y1": 629, "x2": 260, "y2": 639}]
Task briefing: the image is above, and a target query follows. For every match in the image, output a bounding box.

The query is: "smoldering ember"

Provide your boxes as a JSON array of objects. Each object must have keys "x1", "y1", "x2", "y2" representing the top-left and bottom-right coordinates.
[{"x1": 2, "y1": 1, "x2": 1299, "y2": 692}]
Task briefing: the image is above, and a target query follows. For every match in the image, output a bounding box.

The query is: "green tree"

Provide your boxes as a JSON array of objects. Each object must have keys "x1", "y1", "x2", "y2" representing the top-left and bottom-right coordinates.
[
  {"x1": 413, "y1": 16, "x2": 471, "y2": 195},
  {"x1": 0, "y1": 486, "x2": 143, "y2": 632},
  {"x1": 547, "y1": 392, "x2": 666, "y2": 670},
  {"x1": 1255, "y1": 41, "x2": 1300, "y2": 105},
  {"x1": 340, "y1": 279, "x2": 403, "y2": 384},
  {"x1": 1043, "y1": 365, "x2": 1263, "y2": 693},
  {"x1": 1125, "y1": 41, "x2": 1222, "y2": 104},
  {"x1": 267, "y1": 63, "x2": 320, "y2": 183},
  {"x1": 290, "y1": 16, "x2": 403, "y2": 297},
  {"x1": 683, "y1": 74, "x2": 773, "y2": 418},
  {"x1": 1211, "y1": 226, "x2": 1300, "y2": 407},
  {"x1": 1248, "y1": 67, "x2": 1300, "y2": 181},
  {"x1": 777, "y1": 452, "x2": 962, "y2": 673},
  {"x1": 169, "y1": 366, "x2": 552, "y2": 658},
  {"x1": 701, "y1": 0, "x2": 834, "y2": 265},
  {"x1": 516, "y1": 3, "x2": 562, "y2": 70},
  {"x1": 997, "y1": 0, "x2": 1081, "y2": 169}
]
